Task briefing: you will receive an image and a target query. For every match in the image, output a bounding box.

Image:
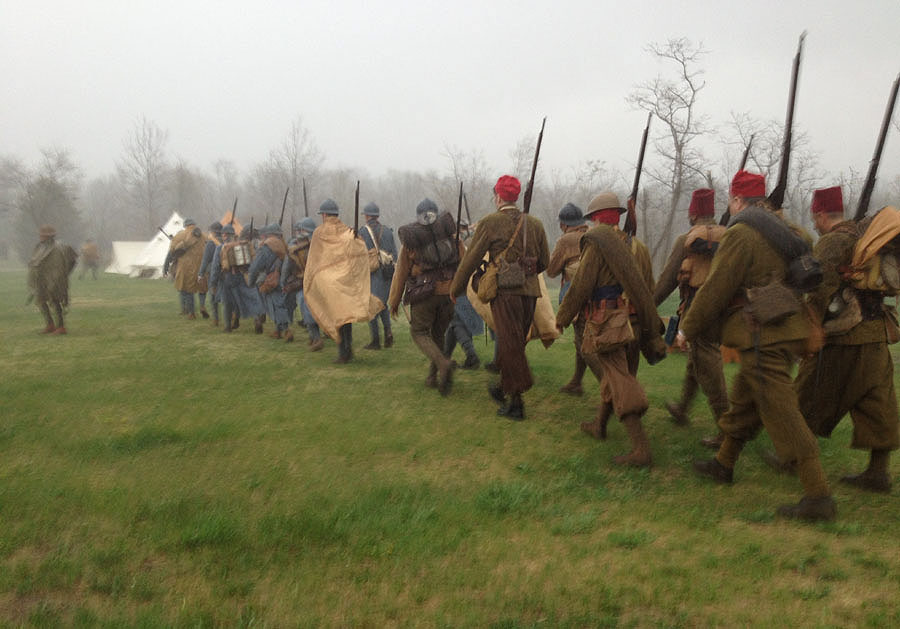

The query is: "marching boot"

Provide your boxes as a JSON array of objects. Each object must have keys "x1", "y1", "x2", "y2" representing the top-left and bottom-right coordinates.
[
  {"x1": 51, "y1": 326, "x2": 67, "y2": 335},
  {"x1": 284, "y1": 329, "x2": 294, "y2": 343},
  {"x1": 700, "y1": 431, "x2": 725, "y2": 450},
  {"x1": 488, "y1": 383, "x2": 506, "y2": 405},
  {"x1": 692, "y1": 458, "x2": 734, "y2": 484},
  {"x1": 581, "y1": 402, "x2": 612, "y2": 440},
  {"x1": 498, "y1": 393, "x2": 524, "y2": 420},
  {"x1": 666, "y1": 372, "x2": 698, "y2": 426},
  {"x1": 254, "y1": 316, "x2": 264, "y2": 334},
  {"x1": 384, "y1": 332, "x2": 394, "y2": 348},
  {"x1": 425, "y1": 363, "x2": 438, "y2": 389},
  {"x1": 187, "y1": 313, "x2": 196, "y2": 320},
  {"x1": 41, "y1": 324, "x2": 56, "y2": 334},
  {"x1": 438, "y1": 360, "x2": 457, "y2": 397},
  {"x1": 462, "y1": 352, "x2": 480, "y2": 370},
  {"x1": 364, "y1": 340, "x2": 381, "y2": 350},
  {"x1": 840, "y1": 449, "x2": 892, "y2": 493},
  {"x1": 269, "y1": 329, "x2": 282, "y2": 339},
  {"x1": 612, "y1": 414, "x2": 651, "y2": 467},
  {"x1": 309, "y1": 338, "x2": 324, "y2": 352},
  {"x1": 776, "y1": 495, "x2": 837, "y2": 522},
  {"x1": 200, "y1": 308, "x2": 210, "y2": 319},
  {"x1": 560, "y1": 353, "x2": 586, "y2": 396}
]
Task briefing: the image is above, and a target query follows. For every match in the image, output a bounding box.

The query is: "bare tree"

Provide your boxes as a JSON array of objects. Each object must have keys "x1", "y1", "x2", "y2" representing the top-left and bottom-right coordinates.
[
  {"x1": 117, "y1": 117, "x2": 170, "y2": 235},
  {"x1": 627, "y1": 38, "x2": 711, "y2": 262},
  {"x1": 270, "y1": 117, "x2": 325, "y2": 220}
]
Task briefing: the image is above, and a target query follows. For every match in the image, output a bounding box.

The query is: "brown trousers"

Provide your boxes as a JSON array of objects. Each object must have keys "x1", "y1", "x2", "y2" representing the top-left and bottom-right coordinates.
[
  {"x1": 585, "y1": 346, "x2": 649, "y2": 418},
  {"x1": 796, "y1": 342, "x2": 899, "y2": 451},
  {"x1": 491, "y1": 294, "x2": 537, "y2": 395},
  {"x1": 410, "y1": 294, "x2": 455, "y2": 371},
  {"x1": 720, "y1": 343, "x2": 821, "y2": 465},
  {"x1": 685, "y1": 335, "x2": 730, "y2": 417}
]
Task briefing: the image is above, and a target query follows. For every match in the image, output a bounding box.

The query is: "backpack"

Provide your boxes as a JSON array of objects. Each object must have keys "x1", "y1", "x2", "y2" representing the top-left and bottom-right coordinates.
[
  {"x1": 397, "y1": 212, "x2": 459, "y2": 271},
  {"x1": 730, "y1": 206, "x2": 822, "y2": 293},
  {"x1": 849, "y1": 206, "x2": 900, "y2": 295},
  {"x1": 678, "y1": 223, "x2": 727, "y2": 288}
]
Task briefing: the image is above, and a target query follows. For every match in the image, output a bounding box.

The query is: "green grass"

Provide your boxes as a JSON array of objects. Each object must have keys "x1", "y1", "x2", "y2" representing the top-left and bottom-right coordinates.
[{"x1": 0, "y1": 270, "x2": 899, "y2": 626}]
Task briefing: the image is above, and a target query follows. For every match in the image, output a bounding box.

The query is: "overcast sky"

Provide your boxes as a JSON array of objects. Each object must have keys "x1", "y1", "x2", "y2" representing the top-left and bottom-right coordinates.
[{"x1": 3, "y1": 0, "x2": 899, "y2": 188}]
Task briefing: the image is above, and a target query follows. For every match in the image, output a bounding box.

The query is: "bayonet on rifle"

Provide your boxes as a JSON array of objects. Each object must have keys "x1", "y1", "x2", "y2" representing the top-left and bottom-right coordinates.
[
  {"x1": 854, "y1": 72, "x2": 900, "y2": 222},
  {"x1": 768, "y1": 32, "x2": 806, "y2": 210},
  {"x1": 625, "y1": 111, "x2": 652, "y2": 238},
  {"x1": 455, "y1": 181, "x2": 463, "y2": 249},
  {"x1": 279, "y1": 187, "x2": 290, "y2": 228},
  {"x1": 302, "y1": 178, "x2": 309, "y2": 218},
  {"x1": 522, "y1": 117, "x2": 546, "y2": 215}
]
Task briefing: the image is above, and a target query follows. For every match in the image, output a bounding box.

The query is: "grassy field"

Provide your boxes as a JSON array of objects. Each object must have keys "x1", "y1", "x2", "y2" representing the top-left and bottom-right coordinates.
[{"x1": 0, "y1": 269, "x2": 898, "y2": 627}]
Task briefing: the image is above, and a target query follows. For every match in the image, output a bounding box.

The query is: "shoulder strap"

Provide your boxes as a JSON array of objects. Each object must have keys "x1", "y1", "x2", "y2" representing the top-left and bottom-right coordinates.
[
  {"x1": 364, "y1": 224, "x2": 381, "y2": 254},
  {"x1": 730, "y1": 206, "x2": 810, "y2": 262}
]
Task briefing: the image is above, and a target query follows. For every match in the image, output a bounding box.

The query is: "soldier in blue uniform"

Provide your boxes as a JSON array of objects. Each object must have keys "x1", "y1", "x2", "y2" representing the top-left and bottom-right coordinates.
[
  {"x1": 358, "y1": 202, "x2": 398, "y2": 350},
  {"x1": 248, "y1": 224, "x2": 291, "y2": 339}
]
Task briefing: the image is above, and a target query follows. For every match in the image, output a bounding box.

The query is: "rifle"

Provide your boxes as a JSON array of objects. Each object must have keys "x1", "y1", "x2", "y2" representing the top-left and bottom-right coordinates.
[
  {"x1": 230, "y1": 197, "x2": 238, "y2": 226},
  {"x1": 522, "y1": 116, "x2": 546, "y2": 214},
  {"x1": 625, "y1": 111, "x2": 652, "y2": 238},
  {"x1": 463, "y1": 192, "x2": 472, "y2": 227},
  {"x1": 279, "y1": 187, "x2": 290, "y2": 228},
  {"x1": 740, "y1": 133, "x2": 755, "y2": 171},
  {"x1": 157, "y1": 226, "x2": 173, "y2": 240},
  {"x1": 767, "y1": 32, "x2": 806, "y2": 210},
  {"x1": 854, "y1": 72, "x2": 900, "y2": 222},
  {"x1": 354, "y1": 180, "x2": 360, "y2": 236},
  {"x1": 302, "y1": 178, "x2": 309, "y2": 218},
  {"x1": 720, "y1": 134, "x2": 755, "y2": 226},
  {"x1": 248, "y1": 217, "x2": 254, "y2": 241},
  {"x1": 455, "y1": 181, "x2": 463, "y2": 249}
]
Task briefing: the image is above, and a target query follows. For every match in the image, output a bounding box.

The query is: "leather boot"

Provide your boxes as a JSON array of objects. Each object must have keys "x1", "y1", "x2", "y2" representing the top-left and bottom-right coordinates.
[
  {"x1": 284, "y1": 329, "x2": 294, "y2": 343},
  {"x1": 462, "y1": 353, "x2": 480, "y2": 370},
  {"x1": 700, "y1": 432, "x2": 725, "y2": 450},
  {"x1": 581, "y1": 402, "x2": 612, "y2": 440},
  {"x1": 776, "y1": 496, "x2": 837, "y2": 522},
  {"x1": 438, "y1": 360, "x2": 456, "y2": 397},
  {"x1": 498, "y1": 393, "x2": 524, "y2": 420},
  {"x1": 364, "y1": 340, "x2": 381, "y2": 350},
  {"x1": 692, "y1": 458, "x2": 734, "y2": 484},
  {"x1": 612, "y1": 415, "x2": 651, "y2": 467},
  {"x1": 665, "y1": 401, "x2": 690, "y2": 426},
  {"x1": 41, "y1": 324, "x2": 56, "y2": 334},
  {"x1": 269, "y1": 329, "x2": 282, "y2": 339},
  {"x1": 254, "y1": 317, "x2": 263, "y2": 334},
  {"x1": 840, "y1": 449, "x2": 891, "y2": 493},
  {"x1": 425, "y1": 363, "x2": 438, "y2": 388},
  {"x1": 488, "y1": 383, "x2": 506, "y2": 405},
  {"x1": 51, "y1": 326, "x2": 67, "y2": 335},
  {"x1": 309, "y1": 338, "x2": 324, "y2": 352},
  {"x1": 200, "y1": 308, "x2": 210, "y2": 319},
  {"x1": 384, "y1": 333, "x2": 394, "y2": 348}
]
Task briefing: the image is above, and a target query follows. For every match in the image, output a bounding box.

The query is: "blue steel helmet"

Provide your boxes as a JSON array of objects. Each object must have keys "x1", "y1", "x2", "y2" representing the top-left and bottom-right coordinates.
[
  {"x1": 299, "y1": 217, "x2": 317, "y2": 235},
  {"x1": 183, "y1": 218, "x2": 197, "y2": 227},
  {"x1": 558, "y1": 203, "x2": 585, "y2": 227},
  {"x1": 415, "y1": 198, "x2": 439, "y2": 226},
  {"x1": 363, "y1": 202, "x2": 380, "y2": 217},
  {"x1": 318, "y1": 199, "x2": 340, "y2": 216},
  {"x1": 222, "y1": 224, "x2": 236, "y2": 236}
]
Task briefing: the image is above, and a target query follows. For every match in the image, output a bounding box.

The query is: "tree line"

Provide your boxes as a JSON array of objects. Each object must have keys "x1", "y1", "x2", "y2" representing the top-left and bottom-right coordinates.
[{"x1": 1, "y1": 38, "x2": 897, "y2": 270}]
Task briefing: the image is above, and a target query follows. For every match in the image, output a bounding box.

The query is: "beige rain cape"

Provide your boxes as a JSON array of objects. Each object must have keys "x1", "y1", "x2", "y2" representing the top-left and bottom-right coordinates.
[
  {"x1": 303, "y1": 217, "x2": 384, "y2": 341},
  {"x1": 466, "y1": 265, "x2": 559, "y2": 347}
]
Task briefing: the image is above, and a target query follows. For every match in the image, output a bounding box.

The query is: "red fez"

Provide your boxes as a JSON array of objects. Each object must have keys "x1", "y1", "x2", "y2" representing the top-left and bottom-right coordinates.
[
  {"x1": 588, "y1": 208, "x2": 621, "y2": 226},
  {"x1": 688, "y1": 188, "x2": 715, "y2": 218},
  {"x1": 730, "y1": 170, "x2": 766, "y2": 198},
  {"x1": 494, "y1": 175, "x2": 521, "y2": 202},
  {"x1": 811, "y1": 186, "x2": 843, "y2": 215}
]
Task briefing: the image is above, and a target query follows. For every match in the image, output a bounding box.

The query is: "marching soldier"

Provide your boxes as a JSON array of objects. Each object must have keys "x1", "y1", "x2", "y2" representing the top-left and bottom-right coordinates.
[
  {"x1": 547, "y1": 203, "x2": 590, "y2": 395},
  {"x1": 654, "y1": 189, "x2": 729, "y2": 448},
  {"x1": 282, "y1": 217, "x2": 323, "y2": 349},
  {"x1": 28, "y1": 225, "x2": 77, "y2": 334},
  {"x1": 198, "y1": 221, "x2": 223, "y2": 325},
  {"x1": 388, "y1": 198, "x2": 462, "y2": 395},
  {"x1": 248, "y1": 224, "x2": 291, "y2": 339},
  {"x1": 683, "y1": 171, "x2": 836, "y2": 522},
  {"x1": 793, "y1": 186, "x2": 898, "y2": 492},
  {"x1": 556, "y1": 214, "x2": 666, "y2": 467},
  {"x1": 78, "y1": 238, "x2": 101, "y2": 280},
  {"x1": 450, "y1": 175, "x2": 550, "y2": 420},
  {"x1": 359, "y1": 202, "x2": 397, "y2": 350},
  {"x1": 164, "y1": 218, "x2": 205, "y2": 319}
]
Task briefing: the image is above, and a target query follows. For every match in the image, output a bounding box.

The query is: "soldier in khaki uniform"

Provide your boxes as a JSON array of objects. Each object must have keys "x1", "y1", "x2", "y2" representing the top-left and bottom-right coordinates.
[
  {"x1": 794, "y1": 186, "x2": 898, "y2": 492},
  {"x1": 579, "y1": 192, "x2": 656, "y2": 438},
  {"x1": 450, "y1": 175, "x2": 550, "y2": 420},
  {"x1": 556, "y1": 219, "x2": 666, "y2": 467},
  {"x1": 28, "y1": 225, "x2": 77, "y2": 334},
  {"x1": 546, "y1": 203, "x2": 589, "y2": 395},
  {"x1": 654, "y1": 189, "x2": 729, "y2": 448},
  {"x1": 682, "y1": 170, "x2": 836, "y2": 522},
  {"x1": 164, "y1": 218, "x2": 205, "y2": 319},
  {"x1": 388, "y1": 199, "x2": 461, "y2": 396}
]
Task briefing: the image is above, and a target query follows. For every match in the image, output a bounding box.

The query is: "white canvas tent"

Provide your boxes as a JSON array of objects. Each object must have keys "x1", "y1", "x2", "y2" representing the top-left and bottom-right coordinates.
[
  {"x1": 105, "y1": 241, "x2": 147, "y2": 275},
  {"x1": 105, "y1": 212, "x2": 184, "y2": 278}
]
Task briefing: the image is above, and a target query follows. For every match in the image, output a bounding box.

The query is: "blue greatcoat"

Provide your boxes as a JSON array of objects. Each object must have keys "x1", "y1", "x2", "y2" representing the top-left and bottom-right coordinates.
[
  {"x1": 248, "y1": 243, "x2": 290, "y2": 330},
  {"x1": 358, "y1": 219, "x2": 397, "y2": 303},
  {"x1": 211, "y1": 245, "x2": 264, "y2": 319},
  {"x1": 199, "y1": 240, "x2": 221, "y2": 304}
]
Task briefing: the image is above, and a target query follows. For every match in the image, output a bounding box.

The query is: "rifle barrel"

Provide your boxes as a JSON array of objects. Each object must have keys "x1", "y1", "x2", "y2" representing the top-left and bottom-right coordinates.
[
  {"x1": 353, "y1": 181, "x2": 360, "y2": 236},
  {"x1": 279, "y1": 187, "x2": 290, "y2": 227},
  {"x1": 768, "y1": 32, "x2": 806, "y2": 210},
  {"x1": 855, "y1": 72, "x2": 900, "y2": 221},
  {"x1": 455, "y1": 182, "x2": 463, "y2": 247},
  {"x1": 523, "y1": 116, "x2": 547, "y2": 214}
]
